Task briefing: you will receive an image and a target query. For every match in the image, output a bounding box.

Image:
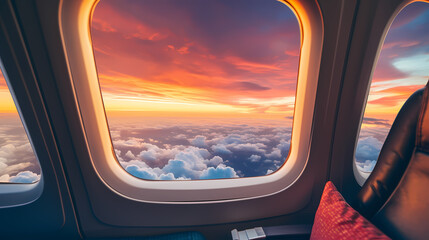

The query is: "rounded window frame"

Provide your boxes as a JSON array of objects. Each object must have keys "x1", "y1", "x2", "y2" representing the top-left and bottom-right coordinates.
[
  {"x1": 0, "y1": 64, "x2": 43, "y2": 207},
  {"x1": 353, "y1": 0, "x2": 429, "y2": 186},
  {"x1": 60, "y1": 0, "x2": 323, "y2": 202}
]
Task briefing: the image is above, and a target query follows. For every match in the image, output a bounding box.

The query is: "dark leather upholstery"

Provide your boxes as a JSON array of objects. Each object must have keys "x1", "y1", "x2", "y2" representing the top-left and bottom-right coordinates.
[
  {"x1": 356, "y1": 81, "x2": 429, "y2": 240},
  {"x1": 355, "y1": 88, "x2": 424, "y2": 218},
  {"x1": 417, "y1": 82, "x2": 429, "y2": 152},
  {"x1": 372, "y1": 151, "x2": 429, "y2": 240}
]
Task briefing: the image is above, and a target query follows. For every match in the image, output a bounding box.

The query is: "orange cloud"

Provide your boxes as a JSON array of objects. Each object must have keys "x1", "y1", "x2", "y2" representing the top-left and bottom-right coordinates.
[
  {"x1": 224, "y1": 56, "x2": 283, "y2": 73},
  {"x1": 92, "y1": 18, "x2": 117, "y2": 33},
  {"x1": 382, "y1": 40, "x2": 420, "y2": 50},
  {"x1": 369, "y1": 85, "x2": 422, "y2": 107}
]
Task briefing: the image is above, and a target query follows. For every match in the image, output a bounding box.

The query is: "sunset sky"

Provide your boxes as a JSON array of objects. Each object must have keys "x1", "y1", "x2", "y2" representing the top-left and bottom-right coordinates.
[
  {"x1": 362, "y1": 2, "x2": 429, "y2": 124},
  {"x1": 91, "y1": 0, "x2": 429, "y2": 123},
  {"x1": 91, "y1": 0, "x2": 300, "y2": 120},
  {"x1": 0, "y1": 73, "x2": 17, "y2": 113}
]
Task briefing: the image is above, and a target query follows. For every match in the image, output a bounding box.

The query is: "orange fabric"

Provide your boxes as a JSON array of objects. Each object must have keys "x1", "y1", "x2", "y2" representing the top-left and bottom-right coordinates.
[{"x1": 310, "y1": 182, "x2": 390, "y2": 240}]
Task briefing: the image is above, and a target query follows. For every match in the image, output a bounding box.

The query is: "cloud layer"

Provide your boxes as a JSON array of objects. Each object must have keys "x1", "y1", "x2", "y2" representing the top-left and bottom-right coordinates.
[
  {"x1": 0, "y1": 114, "x2": 41, "y2": 183},
  {"x1": 110, "y1": 117, "x2": 291, "y2": 180}
]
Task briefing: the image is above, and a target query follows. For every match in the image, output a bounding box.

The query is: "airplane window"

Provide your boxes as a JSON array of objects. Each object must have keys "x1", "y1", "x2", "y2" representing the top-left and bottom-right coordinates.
[
  {"x1": 355, "y1": 2, "x2": 429, "y2": 181},
  {"x1": 91, "y1": 0, "x2": 300, "y2": 180},
  {"x1": 0, "y1": 68, "x2": 41, "y2": 183}
]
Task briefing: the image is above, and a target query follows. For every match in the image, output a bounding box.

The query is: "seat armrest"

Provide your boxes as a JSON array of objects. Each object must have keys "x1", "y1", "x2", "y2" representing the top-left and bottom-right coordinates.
[{"x1": 231, "y1": 224, "x2": 312, "y2": 240}]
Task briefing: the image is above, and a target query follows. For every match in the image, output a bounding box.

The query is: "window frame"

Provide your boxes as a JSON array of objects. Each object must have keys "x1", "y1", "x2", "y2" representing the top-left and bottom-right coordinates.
[
  {"x1": 353, "y1": 0, "x2": 429, "y2": 186},
  {"x1": 0, "y1": 179, "x2": 43, "y2": 207},
  {"x1": 60, "y1": 0, "x2": 323, "y2": 203},
  {"x1": 0, "y1": 64, "x2": 43, "y2": 207}
]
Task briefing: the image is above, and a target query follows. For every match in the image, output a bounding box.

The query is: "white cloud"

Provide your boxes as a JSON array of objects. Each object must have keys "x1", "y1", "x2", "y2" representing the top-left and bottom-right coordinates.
[
  {"x1": 0, "y1": 126, "x2": 41, "y2": 182},
  {"x1": 392, "y1": 54, "x2": 429, "y2": 76},
  {"x1": 248, "y1": 154, "x2": 261, "y2": 162},
  {"x1": 0, "y1": 120, "x2": 60, "y2": 182},
  {"x1": 200, "y1": 164, "x2": 238, "y2": 179},
  {"x1": 206, "y1": 156, "x2": 223, "y2": 166},
  {"x1": 276, "y1": 140, "x2": 290, "y2": 152},
  {"x1": 113, "y1": 137, "x2": 146, "y2": 149},
  {"x1": 356, "y1": 160, "x2": 377, "y2": 173},
  {"x1": 137, "y1": 143, "x2": 181, "y2": 162},
  {"x1": 211, "y1": 144, "x2": 232, "y2": 155},
  {"x1": 139, "y1": 149, "x2": 157, "y2": 162},
  {"x1": 190, "y1": 135, "x2": 208, "y2": 148},
  {"x1": 161, "y1": 146, "x2": 211, "y2": 179},
  {"x1": 125, "y1": 165, "x2": 159, "y2": 180},
  {"x1": 265, "y1": 148, "x2": 282, "y2": 159},
  {"x1": 162, "y1": 159, "x2": 198, "y2": 179},
  {"x1": 120, "y1": 159, "x2": 150, "y2": 169},
  {"x1": 125, "y1": 150, "x2": 136, "y2": 159},
  {"x1": 173, "y1": 134, "x2": 187, "y2": 140},
  {"x1": 0, "y1": 162, "x2": 32, "y2": 177},
  {"x1": 0, "y1": 174, "x2": 10, "y2": 182},
  {"x1": 228, "y1": 143, "x2": 266, "y2": 154},
  {"x1": 355, "y1": 136, "x2": 383, "y2": 162},
  {"x1": 123, "y1": 163, "x2": 191, "y2": 180},
  {"x1": 213, "y1": 134, "x2": 243, "y2": 145},
  {"x1": 9, "y1": 171, "x2": 40, "y2": 183}
]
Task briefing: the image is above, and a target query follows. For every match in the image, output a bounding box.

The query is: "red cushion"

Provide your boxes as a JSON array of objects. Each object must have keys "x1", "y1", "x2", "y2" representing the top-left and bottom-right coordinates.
[{"x1": 310, "y1": 181, "x2": 390, "y2": 240}]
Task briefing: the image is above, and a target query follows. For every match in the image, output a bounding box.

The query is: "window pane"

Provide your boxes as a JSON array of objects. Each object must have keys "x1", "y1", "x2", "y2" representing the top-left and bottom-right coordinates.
[
  {"x1": 355, "y1": 2, "x2": 429, "y2": 180},
  {"x1": 92, "y1": 0, "x2": 300, "y2": 180},
  {"x1": 0, "y1": 68, "x2": 41, "y2": 183}
]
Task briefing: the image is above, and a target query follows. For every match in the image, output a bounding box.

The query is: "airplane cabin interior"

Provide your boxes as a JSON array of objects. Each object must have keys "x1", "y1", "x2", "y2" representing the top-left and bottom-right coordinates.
[{"x1": 0, "y1": 0, "x2": 428, "y2": 239}]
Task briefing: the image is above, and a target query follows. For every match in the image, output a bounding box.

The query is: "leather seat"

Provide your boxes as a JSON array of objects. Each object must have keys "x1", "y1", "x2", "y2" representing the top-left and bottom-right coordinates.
[{"x1": 354, "y1": 80, "x2": 429, "y2": 240}]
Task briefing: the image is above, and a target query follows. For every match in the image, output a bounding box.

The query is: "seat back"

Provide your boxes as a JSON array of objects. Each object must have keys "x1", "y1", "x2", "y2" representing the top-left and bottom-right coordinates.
[{"x1": 355, "y1": 81, "x2": 429, "y2": 239}]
